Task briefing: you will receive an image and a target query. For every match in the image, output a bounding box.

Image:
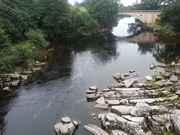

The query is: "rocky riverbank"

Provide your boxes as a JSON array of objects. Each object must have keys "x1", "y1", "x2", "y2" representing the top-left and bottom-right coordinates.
[
  {"x1": 0, "y1": 61, "x2": 46, "y2": 92},
  {"x1": 82, "y1": 61, "x2": 180, "y2": 135}
]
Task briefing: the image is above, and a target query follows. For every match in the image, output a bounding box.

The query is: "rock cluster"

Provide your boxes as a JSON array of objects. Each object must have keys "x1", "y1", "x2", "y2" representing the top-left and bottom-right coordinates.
[
  {"x1": 54, "y1": 116, "x2": 79, "y2": 135},
  {"x1": 84, "y1": 61, "x2": 180, "y2": 135},
  {"x1": 0, "y1": 61, "x2": 46, "y2": 91}
]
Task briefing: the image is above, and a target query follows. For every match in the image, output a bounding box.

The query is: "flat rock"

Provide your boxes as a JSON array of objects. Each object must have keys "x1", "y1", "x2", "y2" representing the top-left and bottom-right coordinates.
[
  {"x1": 84, "y1": 124, "x2": 109, "y2": 135},
  {"x1": 111, "y1": 130, "x2": 128, "y2": 135},
  {"x1": 122, "y1": 79, "x2": 138, "y2": 88},
  {"x1": 129, "y1": 98, "x2": 165, "y2": 104},
  {"x1": 61, "y1": 116, "x2": 71, "y2": 123},
  {"x1": 131, "y1": 102, "x2": 167, "y2": 116},
  {"x1": 96, "y1": 97, "x2": 105, "y2": 104},
  {"x1": 95, "y1": 103, "x2": 108, "y2": 110},
  {"x1": 107, "y1": 100, "x2": 120, "y2": 105},
  {"x1": 121, "y1": 115, "x2": 144, "y2": 124},
  {"x1": 111, "y1": 105, "x2": 134, "y2": 115}
]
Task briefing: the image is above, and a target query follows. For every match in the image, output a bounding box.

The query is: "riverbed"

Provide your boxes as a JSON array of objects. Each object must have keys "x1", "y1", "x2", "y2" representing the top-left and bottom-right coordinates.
[{"x1": 0, "y1": 17, "x2": 180, "y2": 135}]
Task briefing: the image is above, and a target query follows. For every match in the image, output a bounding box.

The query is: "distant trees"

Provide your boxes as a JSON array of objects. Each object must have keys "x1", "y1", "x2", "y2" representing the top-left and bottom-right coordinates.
[{"x1": 133, "y1": 0, "x2": 160, "y2": 10}]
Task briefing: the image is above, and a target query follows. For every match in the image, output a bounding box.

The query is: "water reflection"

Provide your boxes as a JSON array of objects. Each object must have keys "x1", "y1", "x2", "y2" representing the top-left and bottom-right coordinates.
[
  {"x1": 112, "y1": 17, "x2": 135, "y2": 37},
  {"x1": 131, "y1": 33, "x2": 180, "y2": 64}
]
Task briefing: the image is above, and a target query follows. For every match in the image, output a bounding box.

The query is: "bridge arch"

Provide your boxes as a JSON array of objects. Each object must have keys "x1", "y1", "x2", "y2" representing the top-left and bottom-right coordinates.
[{"x1": 119, "y1": 10, "x2": 161, "y2": 23}]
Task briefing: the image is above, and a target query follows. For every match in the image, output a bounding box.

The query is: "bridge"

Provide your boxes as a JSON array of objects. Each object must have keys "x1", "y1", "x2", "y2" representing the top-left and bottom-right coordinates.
[{"x1": 119, "y1": 10, "x2": 161, "y2": 23}]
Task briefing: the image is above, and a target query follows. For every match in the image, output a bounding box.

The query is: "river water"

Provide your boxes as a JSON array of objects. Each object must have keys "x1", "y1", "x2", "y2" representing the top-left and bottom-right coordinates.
[{"x1": 0, "y1": 17, "x2": 180, "y2": 135}]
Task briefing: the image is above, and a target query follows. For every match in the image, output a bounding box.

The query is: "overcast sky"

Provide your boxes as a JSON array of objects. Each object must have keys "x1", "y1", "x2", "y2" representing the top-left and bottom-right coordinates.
[{"x1": 68, "y1": 0, "x2": 139, "y2": 6}]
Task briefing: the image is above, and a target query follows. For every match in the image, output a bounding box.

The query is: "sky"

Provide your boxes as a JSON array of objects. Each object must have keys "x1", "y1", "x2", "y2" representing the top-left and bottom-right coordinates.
[{"x1": 68, "y1": 0, "x2": 139, "y2": 6}]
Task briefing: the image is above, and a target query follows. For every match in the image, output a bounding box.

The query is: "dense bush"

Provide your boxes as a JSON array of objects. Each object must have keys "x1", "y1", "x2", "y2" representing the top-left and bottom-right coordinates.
[
  {"x1": 159, "y1": 0, "x2": 180, "y2": 32},
  {"x1": 26, "y1": 29, "x2": 48, "y2": 48}
]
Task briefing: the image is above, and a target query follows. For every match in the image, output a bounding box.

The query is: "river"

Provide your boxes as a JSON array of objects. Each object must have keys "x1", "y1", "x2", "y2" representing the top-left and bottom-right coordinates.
[{"x1": 0, "y1": 17, "x2": 180, "y2": 135}]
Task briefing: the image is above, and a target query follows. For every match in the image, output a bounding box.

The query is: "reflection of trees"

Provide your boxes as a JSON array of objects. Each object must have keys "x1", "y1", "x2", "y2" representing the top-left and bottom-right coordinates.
[
  {"x1": 69, "y1": 36, "x2": 119, "y2": 64},
  {"x1": 137, "y1": 42, "x2": 154, "y2": 54},
  {"x1": 137, "y1": 40, "x2": 180, "y2": 64},
  {"x1": 90, "y1": 41, "x2": 119, "y2": 63}
]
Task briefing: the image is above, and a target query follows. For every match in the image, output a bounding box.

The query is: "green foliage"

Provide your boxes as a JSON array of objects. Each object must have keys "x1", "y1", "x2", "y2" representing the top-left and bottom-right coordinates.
[
  {"x1": 0, "y1": 41, "x2": 45, "y2": 72},
  {"x1": 160, "y1": 0, "x2": 180, "y2": 32},
  {"x1": 0, "y1": 0, "x2": 35, "y2": 42},
  {"x1": 133, "y1": 0, "x2": 160, "y2": 10},
  {"x1": 0, "y1": 28, "x2": 11, "y2": 49},
  {"x1": 25, "y1": 29, "x2": 48, "y2": 48},
  {"x1": 87, "y1": 0, "x2": 120, "y2": 31}
]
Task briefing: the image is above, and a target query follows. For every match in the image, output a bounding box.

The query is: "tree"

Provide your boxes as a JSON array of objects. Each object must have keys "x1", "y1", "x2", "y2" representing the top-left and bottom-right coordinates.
[
  {"x1": 87, "y1": 0, "x2": 120, "y2": 32},
  {"x1": 0, "y1": 0, "x2": 35, "y2": 42},
  {"x1": 159, "y1": 0, "x2": 180, "y2": 31}
]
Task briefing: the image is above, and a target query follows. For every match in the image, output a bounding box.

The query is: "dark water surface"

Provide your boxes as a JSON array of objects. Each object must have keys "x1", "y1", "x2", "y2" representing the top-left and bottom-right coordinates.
[{"x1": 1, "y1": 18, "x2": 180, "y2": 135}]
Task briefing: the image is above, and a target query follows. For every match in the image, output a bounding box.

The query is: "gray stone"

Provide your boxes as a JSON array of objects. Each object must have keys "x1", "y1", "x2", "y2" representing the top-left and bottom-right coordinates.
[
  {"x1": 98, "y1": 114, "x2": 105, "y2": 119},
  {"x1": 112, "y1": 73, "x2": 125, "y2": 82},
  {"x1": 129, "y1": 98, "x2": 165, "y2": 104},
  {"x1": 108, "y1": 83, "x2": 125, "y2": 89},
  {"x1": 150, "y1": 64, "x2": 155, "y2": 69},
  {"x1": 59, "y1": 124, "x2": 69, "y2": 135},
  {"x1": 176, "y1": 90, "x2": 180, "y2": 96},
  {"x1": 102, "y1": 88, "x2": 111, "y2": 92},
  {"x1": 96, "y1": 97, "x2": 105, "y2": 104},
  {"x1": 61, "y1": 116, "x2": 71, "y2": 123},
  {"x1": 72, "y1": 120, "x2": 79, "y2": 128},
  {"x1": 65, "y1": 122, "x2": 75, "y2": 135},
  {"x1": 54, "y1": 122, "x2": 63, "y2": 135},
  {"x1": 111, "y1": 130, "x2": 128, "y2": 135},
  {"x1": 129, "y1": 70, "x2": 135, "y2": 73},
  {"x1": 121, "y1": 115, "x2": 145, "y2": 124},
  {"x1": 89, "y1": 86, "x2": 97, "y2": 90},
  {"x1": 21, "y1": 75, "x2": 28, "y2": 80},
  {"x1": 86, "y1": 89, "x2": 96, "y2": 94},
  {"x1": 107, "y1": 100, "x2": 120, "y2": 105},
  {"x1": 131, "y1": 102, "x2": 167, "y2": 116},
  {"x1": 122, "y1": 79, "x2": 138, "y2": 88},
  {"x1": 84, "y1": 124, "x2": 109, "y2": 135},
  {"x1": 111, "y1": 105, "x2": 134, "y2": 115},
  {"x1": 86, "y1": 92, "x2": 101, "y2": 100},
  {"x1": 3, "y1": 87, "x2": 10, "y2": 91},
  {"x1": 12, "y1": 80, "x2": 20, "y2": 86},
  {"x1": 95, "y1": 104, "x2": 108, "y2": 110},
  {"x1": 145, "y1": 75, "x2": 154, "y2": 81}
]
